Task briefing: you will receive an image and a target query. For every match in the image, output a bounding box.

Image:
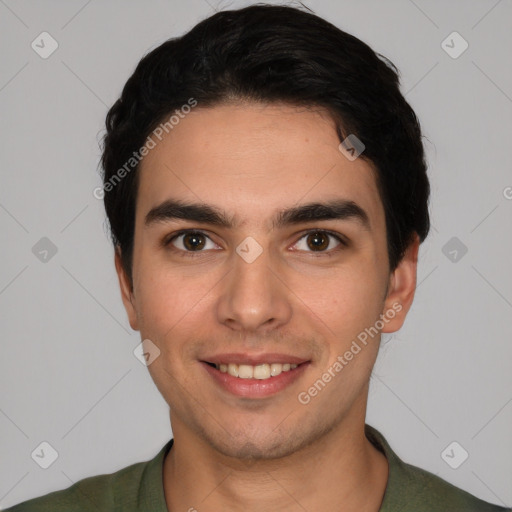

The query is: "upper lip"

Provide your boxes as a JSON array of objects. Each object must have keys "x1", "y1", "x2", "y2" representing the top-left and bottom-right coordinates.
[{"x1": 202, "y1": 353, "x2": 310, "y2": 365}]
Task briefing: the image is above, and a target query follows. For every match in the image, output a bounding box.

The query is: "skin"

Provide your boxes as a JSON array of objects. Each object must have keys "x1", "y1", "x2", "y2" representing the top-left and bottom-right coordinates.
[{"x1": 115, "y1": 102, "x2": 419, "y2": 511}]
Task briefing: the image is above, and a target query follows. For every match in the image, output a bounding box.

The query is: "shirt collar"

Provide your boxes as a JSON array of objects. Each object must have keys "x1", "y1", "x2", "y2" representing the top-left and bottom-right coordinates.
[
  {"x1": 137, "y1": 438, "x2": 173, "y2": 511},
  {"x1": 365, "y1": 423, "x2": 411, "y2": 510}
]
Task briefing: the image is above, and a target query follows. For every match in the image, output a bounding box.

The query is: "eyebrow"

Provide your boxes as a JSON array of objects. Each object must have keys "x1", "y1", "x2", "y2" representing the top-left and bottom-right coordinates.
[{"x1": 144, "y1": 198, "x2": 371, "y2": 231}]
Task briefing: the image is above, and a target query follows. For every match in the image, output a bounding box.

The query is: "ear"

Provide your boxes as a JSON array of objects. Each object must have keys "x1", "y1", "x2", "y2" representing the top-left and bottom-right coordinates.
[
  {"x1": 381, "y1": 233, "x2": 419, "y2": 333},
  {"x1": 114, "y1": 247, "x2": 139, "y2": 331}
]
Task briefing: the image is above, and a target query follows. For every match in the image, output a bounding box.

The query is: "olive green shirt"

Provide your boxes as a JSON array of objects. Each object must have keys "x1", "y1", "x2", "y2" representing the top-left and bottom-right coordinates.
[{"x1": 5, "y1": 424, "x2": 510, "y2": 511}]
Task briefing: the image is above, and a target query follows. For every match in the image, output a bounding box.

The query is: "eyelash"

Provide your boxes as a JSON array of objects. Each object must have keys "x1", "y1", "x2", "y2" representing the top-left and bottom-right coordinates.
[{"x1": 163, "y1": 229, "x2": 347, "y2": 258}]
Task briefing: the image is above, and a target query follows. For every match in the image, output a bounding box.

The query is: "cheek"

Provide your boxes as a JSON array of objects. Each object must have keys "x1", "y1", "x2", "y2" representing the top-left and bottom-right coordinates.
[
  {"x1": 135, "y1": 268, "x2": 205, "y2": 395},
  {"x1": 290, "y1": 262, "x2": 384, "y2": 330},
  {"x1": 133, "y1": 264, "x2": 195, "y2": 341},
  {"x1": 133, "y1": 258, "x2": 221, "y2": 370},
  {"x1": 302, "y1": 268, "x2": 385, "y2": 386},
  {"x1": 134, "y1": 240, "x2": 198, "y2": 311}
]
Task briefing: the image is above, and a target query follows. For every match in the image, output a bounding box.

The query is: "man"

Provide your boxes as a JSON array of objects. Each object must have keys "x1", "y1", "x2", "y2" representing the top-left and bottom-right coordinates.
[{"x1": 6, "y1": 3, "x2": 510, "y2": 511}]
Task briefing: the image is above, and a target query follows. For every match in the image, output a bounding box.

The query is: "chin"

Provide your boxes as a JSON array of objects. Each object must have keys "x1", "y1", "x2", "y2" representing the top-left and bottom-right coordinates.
[
  {"x1": 216, "y1": 436, "x2": 302, "y2": 461},
  {"x1": 201, "y1": 418, "x2": 334, "y2": 461}
]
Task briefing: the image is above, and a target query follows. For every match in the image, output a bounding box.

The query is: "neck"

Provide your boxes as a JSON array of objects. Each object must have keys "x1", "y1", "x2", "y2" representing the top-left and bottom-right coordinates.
[{"x1": 163, "y1": 409, "x2": 388, "y2": 511}]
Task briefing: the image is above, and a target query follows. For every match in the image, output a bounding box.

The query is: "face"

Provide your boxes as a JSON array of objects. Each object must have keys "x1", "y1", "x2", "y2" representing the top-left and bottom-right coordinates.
[{"x1": 116, "y1": 102, "x2": 418, "y2": 460}]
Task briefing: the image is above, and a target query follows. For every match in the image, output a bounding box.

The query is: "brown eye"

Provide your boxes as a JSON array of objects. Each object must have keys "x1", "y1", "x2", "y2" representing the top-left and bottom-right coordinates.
[
  {"x1": 306, "y1": 231, "x2": 330, "y2": 251},
  {"x1": 167, "y1": 231, "x2": 216, "y2": 253},
  {"x1": 182, "y1": 232, "x2": 206, "y2": 251},
  {"x1": 293, "y1": 230, "x2": 345, "y2": 254}
]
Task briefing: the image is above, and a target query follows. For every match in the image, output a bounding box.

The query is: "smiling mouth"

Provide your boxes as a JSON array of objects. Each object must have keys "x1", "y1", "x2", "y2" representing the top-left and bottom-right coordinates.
[{"x1": 204, "y1": 362, "x2": 303, "y2": 380}]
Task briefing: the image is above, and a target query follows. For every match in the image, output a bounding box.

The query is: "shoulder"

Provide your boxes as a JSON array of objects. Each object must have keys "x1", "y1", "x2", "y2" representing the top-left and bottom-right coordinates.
[
  {"x1": 3, "y1": 443, "x2": 170, "y2": 512},
  {"x1": 364, "y1": 424, "x2": 511, "y2": 512},
  {"x1": 396, "y1": 459, "x2": 511, "y2": 512},
  {"x1": 4, "y1": 462, "x2": 144, "y2": 512}
]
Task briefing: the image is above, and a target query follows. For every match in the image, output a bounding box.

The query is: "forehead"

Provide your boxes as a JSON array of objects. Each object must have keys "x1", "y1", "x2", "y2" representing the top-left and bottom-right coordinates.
[{"x1": 136, "y1": 103, "x2": 384, "y2": 230}]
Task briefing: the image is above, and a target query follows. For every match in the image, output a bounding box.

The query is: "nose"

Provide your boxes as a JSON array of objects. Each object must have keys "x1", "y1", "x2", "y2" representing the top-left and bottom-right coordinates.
[{"x1": 216, "y1": 243, "x2": 293, "y2": 335}]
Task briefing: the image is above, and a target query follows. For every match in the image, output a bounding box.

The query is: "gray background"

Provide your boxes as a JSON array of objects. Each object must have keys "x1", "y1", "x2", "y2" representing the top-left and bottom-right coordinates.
[{"x1": 1, "y1": 0, "x2": 511, "y2": 508}]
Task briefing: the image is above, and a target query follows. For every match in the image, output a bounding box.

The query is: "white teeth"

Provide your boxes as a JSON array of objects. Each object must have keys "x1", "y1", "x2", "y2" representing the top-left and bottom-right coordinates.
[
  {"x1": 227, "y1": 363, "x2": 239, "y2": 377},
  {"x1": 216, "y1": 362, "x2": 301, "y2": 380},
  {"x1": 238, "y1": 364, "x2": 254, "y2": 379},
  {"x1": 270, "y1": 363, "x2": 282, "y2": 376},
  {"x1": 253, "y1": 364, "x2": 270, "y2": 379}
]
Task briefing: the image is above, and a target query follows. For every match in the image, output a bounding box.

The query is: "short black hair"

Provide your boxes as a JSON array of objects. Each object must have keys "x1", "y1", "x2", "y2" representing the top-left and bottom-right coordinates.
[{"x1": 100, "y1": 2, "x2": 430, "y2": 287}]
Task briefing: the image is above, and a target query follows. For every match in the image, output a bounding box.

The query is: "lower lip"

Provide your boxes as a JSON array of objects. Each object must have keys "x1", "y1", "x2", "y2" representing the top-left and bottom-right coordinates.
[{"x1": 201, "y1": 362, "x2": 310, "y2": 398}]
